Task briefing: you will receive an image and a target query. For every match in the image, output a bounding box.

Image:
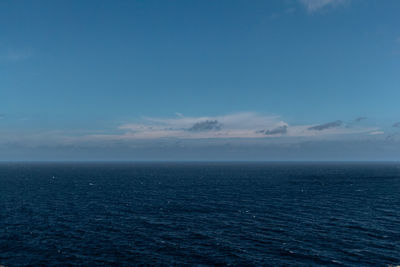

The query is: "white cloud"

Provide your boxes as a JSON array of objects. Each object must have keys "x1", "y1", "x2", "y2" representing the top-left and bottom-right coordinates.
[
  {"x1": 117, "y1": 112, "x2": 283, "y2": 139},
  {"x1": 0, "y1": 112, "x2": 379, "y2": 148},
  {"x1": 369, "y1": 131, "x2": 384, "y2": 135},
  {"x1": 298, "y1": 0, "x2": 348, "y2": 13},
  {"x1": 85, "y1": 112, "x2": 375, "y2": 141}
]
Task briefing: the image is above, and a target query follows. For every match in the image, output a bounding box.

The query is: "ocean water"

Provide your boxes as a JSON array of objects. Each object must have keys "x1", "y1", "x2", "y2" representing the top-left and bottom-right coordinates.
[{"x1": 0, "y1": 163, "x2": 399, "y2": 266}]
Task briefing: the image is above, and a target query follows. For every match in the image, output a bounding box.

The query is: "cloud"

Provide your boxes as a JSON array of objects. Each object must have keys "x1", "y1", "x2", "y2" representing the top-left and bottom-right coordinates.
[
  {"x1": 0, "y1": 111, "x2": 381, "y2": 161},
  {"x1": 1, "y1": 113, "x2": 375, "y2": 149},
  {"x1": 298, "y1": 0, "x2": 348, "y2": 12},
  {"x1": 370, "y1": 131, "x2": 384, "y2": 135},
  {"x1": 259, "y1": 125, "x2": 288, "y2": 135},
  {"x1": 104, "y1": 113, "x2": 374, "y2": 141},
  {"x1": 188, "y1": 120, "x2": 222, "y2": 132},
  {"x1": 354, "y1": 116, "x2": 367, "y2": 122},
  {"x1": 345, "y1": 116, "x2": 367, "y2": 128},
  {"x1": 308, "y1": 120, "x2": 343, "y2": 131},
  {"x1": 393, "y1": 122, "x2": 400, "y2": 128},
  {"x1": 118, "y1": 112, "x2": 282, "y2": 139}
]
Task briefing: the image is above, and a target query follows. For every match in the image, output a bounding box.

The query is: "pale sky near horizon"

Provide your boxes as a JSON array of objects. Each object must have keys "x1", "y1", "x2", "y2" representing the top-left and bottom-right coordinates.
[{"x1": 1, "y1": 0, "x2": 400, "y2": 160}]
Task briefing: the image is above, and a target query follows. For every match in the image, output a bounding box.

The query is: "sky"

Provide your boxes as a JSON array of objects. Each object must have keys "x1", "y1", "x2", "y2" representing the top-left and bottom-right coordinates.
[{"x1": 1, "y1": 0, "x2": 400, "y2": 161}]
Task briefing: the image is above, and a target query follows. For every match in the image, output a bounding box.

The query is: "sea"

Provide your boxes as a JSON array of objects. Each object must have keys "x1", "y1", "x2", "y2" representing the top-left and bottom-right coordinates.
[{"x1": 0, "y1": 162, "x2": 399, "y2": 266}]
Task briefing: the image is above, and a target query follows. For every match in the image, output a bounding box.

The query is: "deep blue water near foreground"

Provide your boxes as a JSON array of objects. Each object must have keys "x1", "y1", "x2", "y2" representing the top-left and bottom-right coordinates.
[{"x1": 0, "y1": 163, "x2": 400, "y2": 266}]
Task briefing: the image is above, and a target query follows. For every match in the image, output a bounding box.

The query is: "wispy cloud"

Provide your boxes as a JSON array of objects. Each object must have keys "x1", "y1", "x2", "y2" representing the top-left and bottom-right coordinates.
[
  {"x1": 393, "y1": 122, "x2": 400, "y2": 128},
  {"x1": 188, "y1": 120, "x2": 222, "y2": 132},
  {"x1": 308, "y1": 120, "x2": 343, "y2": 131},
  {"x1": 370, "y1": 131, "x2": 384, "y2": 135},
  {"x1": 354, "y1": 116, "x2": 367, "y2": 122},
  {"x1": 345, "y1": 116, "x2": 367, "y2": 128},
  {"x1": 118, "y1": 112, "x2": 282, "y2": 139},
  {"x1": 258, "y1": 125, "x2": 288, "y2": 136},
  {"x1": 0, "y1": 113, "x2": 379, "y2": 149},
  {"x1": 91, "y1": 113, "x2": 374, "y2": 141},
  {"x1": 298, "y1": 0, "x2": 348, "y2": 13}
]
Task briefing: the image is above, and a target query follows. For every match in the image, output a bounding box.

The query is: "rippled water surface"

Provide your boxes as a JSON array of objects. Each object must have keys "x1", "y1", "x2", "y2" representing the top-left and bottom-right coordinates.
[{"x1": 0, "y1": 162, "x2": 400, "y2": 266}]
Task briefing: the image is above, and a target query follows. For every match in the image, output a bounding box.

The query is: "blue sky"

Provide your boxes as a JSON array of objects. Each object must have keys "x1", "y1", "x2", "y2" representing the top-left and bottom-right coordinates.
[{"x1": 1, "y1": 0, "x2": 400, "y2": 160}]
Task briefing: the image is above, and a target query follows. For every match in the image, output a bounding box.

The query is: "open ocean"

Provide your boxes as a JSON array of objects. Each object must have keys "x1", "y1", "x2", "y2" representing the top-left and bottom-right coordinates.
[{"x1": 0, "y1": 162, "x2": 399, "y2": 266}]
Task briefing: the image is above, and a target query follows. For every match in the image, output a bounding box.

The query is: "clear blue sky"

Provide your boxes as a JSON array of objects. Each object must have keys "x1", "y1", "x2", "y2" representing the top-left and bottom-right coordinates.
[{"x1": 1, "y1": 0, "x2": 400, "y2": 160}]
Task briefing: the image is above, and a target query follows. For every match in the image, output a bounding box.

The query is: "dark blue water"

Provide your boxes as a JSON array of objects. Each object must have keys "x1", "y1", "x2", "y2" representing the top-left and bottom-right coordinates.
[{"x1": 0, "y1": 163, "x2": 400, "y2": 266}]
